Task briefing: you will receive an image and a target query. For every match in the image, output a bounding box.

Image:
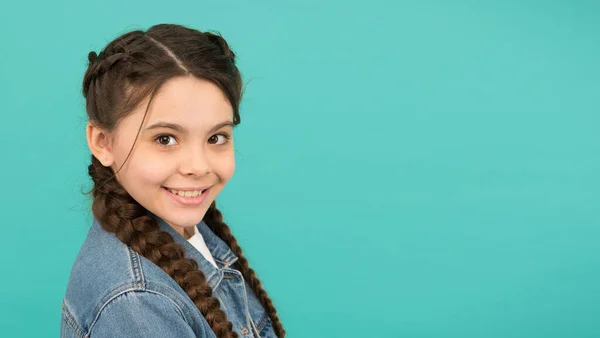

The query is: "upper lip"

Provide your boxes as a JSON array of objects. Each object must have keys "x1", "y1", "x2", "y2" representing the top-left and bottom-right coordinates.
[{"x1": 164, "y1": 186, "x2": 211, "y2": 191}]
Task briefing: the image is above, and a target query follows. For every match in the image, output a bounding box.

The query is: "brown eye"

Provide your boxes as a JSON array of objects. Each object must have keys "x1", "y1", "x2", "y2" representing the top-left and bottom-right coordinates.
[
  {"x1": 155, "y1": 134, "x2": 177, "y2": 147},
  {"x1": 208, "y1": 133, "x2": 231, "y2": 145}
]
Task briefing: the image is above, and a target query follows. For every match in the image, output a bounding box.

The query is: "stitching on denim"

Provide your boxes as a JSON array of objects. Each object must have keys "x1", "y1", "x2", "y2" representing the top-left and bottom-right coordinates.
[
  {"x1": 61, "y1": 300, "x2": 87, "y2": 338},
  {"x1": 144, "y1": 289, "x2": 190, "y2": 325},
  {"x1": 88, "y1": 288, "x2": 191, "y2": 333},
  {"x1": 89, "y1": 287, "x2": 139, "y2": 332},
  {"x1": 256, "y1": 311, "x2": 269, "y2": 333},
  {"x1": 128, "y1": 247, "x2": 146, "y2": 289},
  {"x1": 214, "y1": 257, "x2": 238, "y2": 268},
  {"x1": 223, "y1": 268, "x2": 260, "y2": 337},
  {"x1": 138, "y1": 252, "x2": 146, "y2": 288},
  {"x1": 143, "y1": 281, "x2": 198, "y2": 328},
  {"x1": 62, "y1": 301, "x2": 85, "y2": 338},
  {"x1": 90, "y1": 280, "x2": 139, "y2": 318},
  {"x1": 209, "y1": 268, "x2": 225, "y2": 291}
]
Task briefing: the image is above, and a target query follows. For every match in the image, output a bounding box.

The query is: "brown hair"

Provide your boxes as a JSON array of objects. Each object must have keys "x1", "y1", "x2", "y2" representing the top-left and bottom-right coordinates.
[{"x1": 83, "y1": 23, "x2": 285, "y2": 338}]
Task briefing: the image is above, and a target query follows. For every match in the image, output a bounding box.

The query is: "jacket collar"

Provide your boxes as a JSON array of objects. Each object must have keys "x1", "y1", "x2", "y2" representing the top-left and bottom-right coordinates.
[
  {"x1": 90, "y1": 212, "x2": 238, "y2": 289},
  {"x1": 153, "y1": 214, "x2": 239, "y2": 285},
  {"x1": 92, "y1": 214, "x2": 238, "y2": 288}
]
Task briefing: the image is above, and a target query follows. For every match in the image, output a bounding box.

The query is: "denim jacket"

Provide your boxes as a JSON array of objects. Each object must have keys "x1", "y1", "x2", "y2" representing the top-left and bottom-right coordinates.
[{"x1": 61, "y1": 215, "x2": 277, "y2": 337}]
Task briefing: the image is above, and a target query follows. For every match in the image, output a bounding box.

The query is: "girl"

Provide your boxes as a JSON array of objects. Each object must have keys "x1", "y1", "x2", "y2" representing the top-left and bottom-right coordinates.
[{"x1": 61, "y1": 23, "x2": 285, "y2": 338}]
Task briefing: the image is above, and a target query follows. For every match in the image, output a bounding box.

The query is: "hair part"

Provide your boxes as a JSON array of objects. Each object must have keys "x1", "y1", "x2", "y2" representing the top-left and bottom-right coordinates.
[{"x1": 83, "y1": 23, "x2": 285, "y2": 338}]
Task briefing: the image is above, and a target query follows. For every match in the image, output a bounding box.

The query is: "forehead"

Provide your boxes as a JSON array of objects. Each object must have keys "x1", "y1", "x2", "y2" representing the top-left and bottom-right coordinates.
[{"x1": 144, "y1": 76, "x2": 233, "y2": 127}]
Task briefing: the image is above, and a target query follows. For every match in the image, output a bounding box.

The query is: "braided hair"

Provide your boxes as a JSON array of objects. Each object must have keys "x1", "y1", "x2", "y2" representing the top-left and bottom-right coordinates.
[{"x1": 83, "y1": 24, "x2": 285, "y2": 338}]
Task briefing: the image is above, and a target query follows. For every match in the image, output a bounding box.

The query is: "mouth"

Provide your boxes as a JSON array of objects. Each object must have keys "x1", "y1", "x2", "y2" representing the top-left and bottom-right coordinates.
[
  {"x1": 162, "y1": 186, "x2": 212, "y2": 206},
  {"x1": 162, "y1": 186, "x2": 210, "y2": 197}
]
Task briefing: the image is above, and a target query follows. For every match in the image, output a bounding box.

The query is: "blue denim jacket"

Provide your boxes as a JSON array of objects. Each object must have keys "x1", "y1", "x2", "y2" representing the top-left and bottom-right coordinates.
[{"x1": 61, "y1": 215, "x2": 277, "y2": 337}]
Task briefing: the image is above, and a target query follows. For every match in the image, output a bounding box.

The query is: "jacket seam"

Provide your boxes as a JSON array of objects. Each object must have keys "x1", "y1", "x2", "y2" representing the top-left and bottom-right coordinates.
[
  {"x1": 88, "y1": 288, "x2": 191, "y2": 334},
  {"x1": 128, "y1": 247, "x2": 146, "y2": 289},
  {"x1": 214, "y1": 257, "x2": 234, "y2": 265},
  {"x1": 62, "y1": 300, "x2": 87, "y2": 338},
  {"x1": 256, "y1": 311, "x2": 269, "y2": 332},
  {"x1": 223, "y1": 267, "x2": 259, "y2": 337},
  {"x1": 90, "y1": 280, "x2": 139, "y2": 318}
]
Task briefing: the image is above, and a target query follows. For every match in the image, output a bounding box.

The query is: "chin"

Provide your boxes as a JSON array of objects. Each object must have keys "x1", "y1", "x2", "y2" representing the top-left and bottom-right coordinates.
[{"x1": 164, "y1": 210, "x2": 206, "y2": 228}]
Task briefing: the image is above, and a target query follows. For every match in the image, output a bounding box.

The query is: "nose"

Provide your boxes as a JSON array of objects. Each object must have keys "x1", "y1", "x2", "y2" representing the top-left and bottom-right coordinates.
[{"x1": 180, "y1": 145, "x2": 211, "y2": 177}]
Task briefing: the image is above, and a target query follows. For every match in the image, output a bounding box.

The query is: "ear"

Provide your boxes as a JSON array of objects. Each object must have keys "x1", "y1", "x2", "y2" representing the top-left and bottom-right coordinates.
[{"x1": 86, "y1": 122, "x2": 114, "y2": 167}]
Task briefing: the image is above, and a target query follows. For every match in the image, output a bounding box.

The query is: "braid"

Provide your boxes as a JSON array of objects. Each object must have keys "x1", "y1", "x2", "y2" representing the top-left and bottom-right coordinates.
[
  {"x1": 82, "y1": 45, "x2": 133, "y2": 124},
  {"x1": 83, "y1": 51, "x2": 130, "y2": 94},
  {"x1": 204, "y1": 32, "x2": 236, "y2": 64},
  {"x1": 204, "y1": 203, "x2": 286, "y2": 337},
  {"x1": 88, "y1": 156, "x2": 239, "y2": 338}
]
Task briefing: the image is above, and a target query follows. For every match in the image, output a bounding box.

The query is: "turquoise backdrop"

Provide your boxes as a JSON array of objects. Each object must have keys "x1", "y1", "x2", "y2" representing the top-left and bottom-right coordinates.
[{"x1": 1, "y1": 1, "x2": 599, "y2": 337}]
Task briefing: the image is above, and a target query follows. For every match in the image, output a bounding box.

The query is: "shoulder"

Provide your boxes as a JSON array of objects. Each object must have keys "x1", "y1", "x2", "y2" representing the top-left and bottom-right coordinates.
[
  {"x1": 62, "y1": 287, "x2": 205, "y2": 337},
  {"x1": 61, "y1": 220, "x2": 206, "y2": 337}
]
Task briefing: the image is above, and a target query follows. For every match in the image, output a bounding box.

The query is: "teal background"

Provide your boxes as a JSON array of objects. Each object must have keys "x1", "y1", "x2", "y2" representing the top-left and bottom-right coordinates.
[{"x1": 1, "y1": 1, "x2": 599, "y2": 337}]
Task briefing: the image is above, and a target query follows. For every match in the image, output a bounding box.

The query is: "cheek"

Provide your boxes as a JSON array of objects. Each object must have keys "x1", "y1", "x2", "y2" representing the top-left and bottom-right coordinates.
[
  {"x1": 137, "y1": 155, "x2": 177, "y2": 183},
  {"x1": 119, "y1": 151, "x2": 176, "y2": 186},
  {"x1": 215, "y1": 152, "x2": 236, "y2": 182}
]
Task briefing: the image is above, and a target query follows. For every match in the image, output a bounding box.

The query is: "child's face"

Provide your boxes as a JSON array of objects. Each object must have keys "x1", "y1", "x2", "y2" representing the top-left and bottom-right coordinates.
[{"x1": 105, "y1": 76, "x2": 236, "y2": 234}]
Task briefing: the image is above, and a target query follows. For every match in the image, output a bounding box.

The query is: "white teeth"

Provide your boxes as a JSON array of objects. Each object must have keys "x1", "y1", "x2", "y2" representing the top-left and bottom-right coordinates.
[{"x1": 168, "y1": 188, "x2": 204, "y2": 197}]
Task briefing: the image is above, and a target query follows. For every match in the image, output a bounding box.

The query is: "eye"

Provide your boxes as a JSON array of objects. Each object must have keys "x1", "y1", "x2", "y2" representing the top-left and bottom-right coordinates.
[
  {"x1": 208, "y1": 132, "x2": 231, "y2": 145},
  {"x1": 154, "y1": 134, "x2": 178, "y2": 147}
]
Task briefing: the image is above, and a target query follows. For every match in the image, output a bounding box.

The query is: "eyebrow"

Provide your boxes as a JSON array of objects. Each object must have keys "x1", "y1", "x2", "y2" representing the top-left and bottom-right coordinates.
[{"x1": 145, "y1": 120, "x2": 234, "y2": 134}]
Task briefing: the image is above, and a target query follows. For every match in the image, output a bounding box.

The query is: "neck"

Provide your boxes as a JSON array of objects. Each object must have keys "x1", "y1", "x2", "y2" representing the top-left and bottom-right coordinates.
[
  {"x1": 166, "y1": 222, "x2": 195, "y2": 240},
  {"x1": 183, "y1": 226, "x2": 195, "y2": 239}
]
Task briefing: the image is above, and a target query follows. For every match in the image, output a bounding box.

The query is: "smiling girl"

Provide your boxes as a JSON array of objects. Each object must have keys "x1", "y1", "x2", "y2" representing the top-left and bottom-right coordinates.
[{"x1": 61, "y1": 24, "x2": 285, "y2": 338}]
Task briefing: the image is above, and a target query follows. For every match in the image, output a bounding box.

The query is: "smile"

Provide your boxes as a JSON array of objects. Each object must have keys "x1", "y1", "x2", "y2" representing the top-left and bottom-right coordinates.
[
  {"x1": 165, "y1": 187, "x2": 205, "y2": 197},
  {"x1": 162, "y1": 186, "x2": 211, "y2": 206}
]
